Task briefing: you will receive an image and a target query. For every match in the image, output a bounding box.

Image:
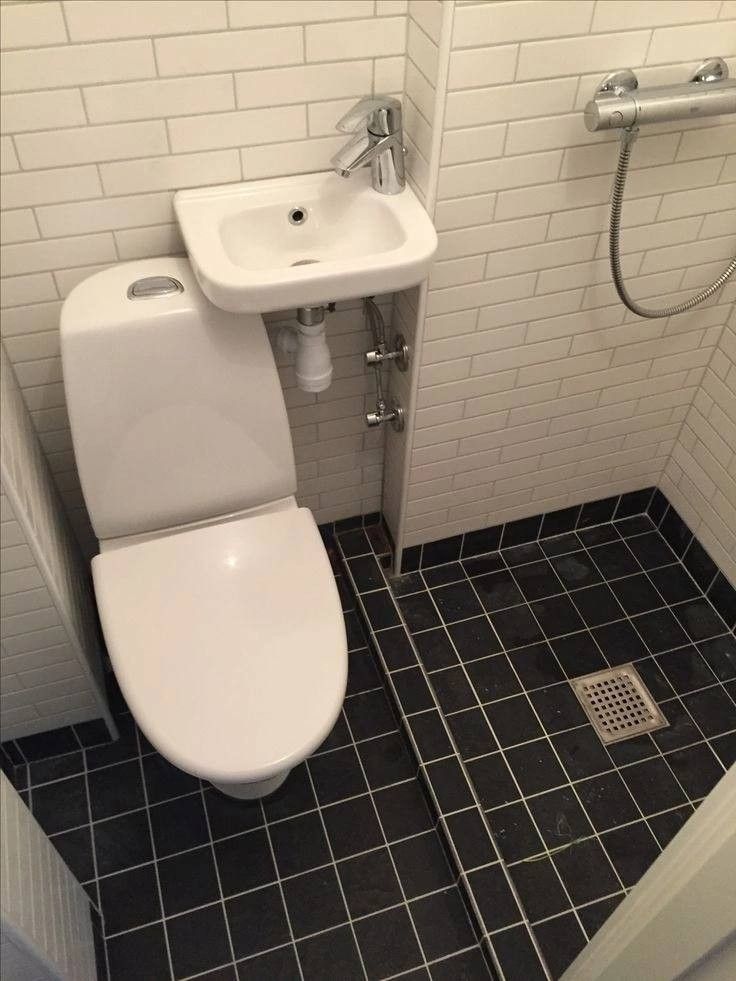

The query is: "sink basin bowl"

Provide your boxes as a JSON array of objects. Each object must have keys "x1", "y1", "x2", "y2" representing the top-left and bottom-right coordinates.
[{"x1": 174, "y1": 170, "x2": 437, "y2": 313}]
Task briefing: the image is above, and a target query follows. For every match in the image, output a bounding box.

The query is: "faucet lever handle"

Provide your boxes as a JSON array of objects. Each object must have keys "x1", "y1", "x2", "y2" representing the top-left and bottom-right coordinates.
[{"x1": 335, "y1": 95, "x2": 402, "y2": 135}]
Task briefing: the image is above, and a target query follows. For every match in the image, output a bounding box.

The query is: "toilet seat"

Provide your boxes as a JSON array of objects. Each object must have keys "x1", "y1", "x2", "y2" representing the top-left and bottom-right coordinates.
[{"x1": 92, "y1": 507, "x2": 347, "y2": 785}]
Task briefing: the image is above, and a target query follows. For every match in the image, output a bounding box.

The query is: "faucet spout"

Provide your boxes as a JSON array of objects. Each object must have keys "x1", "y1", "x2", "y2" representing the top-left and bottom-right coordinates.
[{"x1": 330, "y1": 95, "x2": 405, "y2": 194}]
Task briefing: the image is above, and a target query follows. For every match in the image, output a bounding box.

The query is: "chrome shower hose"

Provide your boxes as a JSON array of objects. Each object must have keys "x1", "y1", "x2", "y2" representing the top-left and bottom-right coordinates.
[{"x1": 609, "y1": 127, "x2": 735, "y2": 319}]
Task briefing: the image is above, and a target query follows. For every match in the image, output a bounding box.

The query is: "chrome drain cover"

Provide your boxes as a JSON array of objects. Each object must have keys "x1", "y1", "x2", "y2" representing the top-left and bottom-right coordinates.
[{"x1": 570, "y1": 664, "x2": 669, "y2": 744}]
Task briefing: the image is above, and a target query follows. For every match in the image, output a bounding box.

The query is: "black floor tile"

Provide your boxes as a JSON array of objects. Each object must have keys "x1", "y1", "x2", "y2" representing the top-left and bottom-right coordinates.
[
  {"x1": 711, "y1": 731, "x2": 736, "y2": 768},
  {"x1": 652, "y1": 698, "x2": 704, "y2": 751},
  {"x1": 348, "y1": 554, "x2": 385, "y2": 592},
  {"x1": 463, "y1": 552, "x2": 505, "y2": 577},
  {"x1": 107, "y1": 923, "x2": 170, "y2": 981},
  {"x1": 605, "y1": 731, "x2": 658, "y2": 767},
  {"x1": 576, "y1": 772, "x2": 640, "y2": 832},
  {"x1": 682, "y1": 538, "x2": 718, "y2": 591},
  {"x1": 390, "y1": 829, "x2": 454, "y2": 898},
  {"x1": 344, "y1": 689, "x2": 397, "y2": 741},
  {"x1": 49, "y1": 825, "x2": 95, "y2": 883},
  {"x1": 431, "y1": 665, "x2": 478, "y2": 713},
  {"x1": 541, "y1": 531, "x2": 580, "y2": 557},
  {"x1": 708, "y1": 573, "x2": 736, "y2": 629},
  {"x1": 142, "y1": 753, "x2": 200, "y2": 805},
  {"x1": 489, "y1": 604, "x2": 545, "y2": 649},
  {"x1": 673, "y1": 598, "x2": 728, "y2": 643},
  {"x1": 99, "y1": 863, "x2": 161, "y2": 935},
  {"x1": 270, "y1": 811, "x2": 330, "y2": 877},
  {"x1": 491, "y1": 924, "x2": 548, "y2": 981},
  {"x1": 204, "y1": 789, "x2": 263, "y2": 840},
  {"x1": 530, "y1": 594, "x2": 585, "y2": 638},
  {"x1": 626, "y1": 532, "x2": 676, "y2": 569},
  {"x1": 508, "y1": 641, "x2": 565, "y2": 690},
  {"x1": 551, "y1": 631, "x2": 607, "y2": 677},
  {"x1": 94, "y1": 809, "x2": 153, "y2": 877},
  {"x1": 425, "y1": 755, "x2": 475, "y2": 813},
  {"x1": 354, "y1": 905, "x2": 424, "y2": 979},
  {"x1": 263, "y1": 764, "x2": 317, "y2": 822},
  {"x1": 398, "y1": 591, "x2": 442, "y2": 632},
  {"x1": 505, "y1": 739, "x2": 567, "y2": 796},
  {"x1": 533, "y1": 912, "x2": 588, "y2": 979},
  {"x1": 485, "y1": 801, "x2": 544, "y2": 863},
  {"x1": 466, "y1": 753, "x2": 519, "y2": 809},
  {"x1": 466, "y1": 863, "x2": 521, "y2": 933},
  {"x1": 411, "y1": 887, "x2": 476, "y2": 961},
  {"x1": 298, "y1": 924, "x2": 364, "y2": 980},
  {"x1": 346, "y1": 649, "x2": 382, "y2": 697},
  {"x1": 529, "y1": 683, "x2": 588, "y2": 734},
  {"x1": 553, "y1": 838, "x2": 621, "y2": 906},
  {"x1": 340, "y1": 528, "x2": 372, "y2": 557},
  {"x1": 610, "y1": 572, "x2": 664, "y2": 615},
  {"x1": 88, "y1": 760, "x2": 145, "y2": 822},
  {"x1": 578, "y1": 893, "x2": 624, "y2": 940},
  {"x1": 632, "y1": 608, "x2": 690, "y2": 654},
  {"x1": 648, "y1": 564, "x2": 700, "y2": 604},
  {"x1": 666, "y1": 743, "x2": 725, "y2": 800},
  {"x1": 659, "y1": 509, "x2": 692, "y2": 557},
  {"x1": 431, "y1": 580, "x2": 484, "y2": 622},
  {"x1": 444, "y1": 808, "x2": 497, "y2": 870},
  {"x1": 577, "y1": 524, "x2": 619, "y2": 547},
  {"x1": 227, "y1": 885, "x2": 291, "y2": 960},
  {"x1": 502, "y1": 541, "x2": 545, "y2": 566},
  {"x1": 681, "y1": 686, "x2": 736, "y2": 737},
  {"x1": 473, "y1": 569, "x2": 525, "y2": 612},
  {"x1": 358, "y1": 731, "x2": 416, "y2": 789},
  {"x1": 374, "y1": 780, "x2": 434, "y2": 840},
  {"x1": 569, "y1": 580, "x2": 625, "y2": 628},
  {"x1": 647, "y1": 804, "x2": 694, "y2": 848},
  {"x1": 448, "y1": 707, "x2": 498, "y2": 760},
  {"x1": 550, "y1": 551, "x2": 603, "y2": 590},
  {"x1": 32, "y1": 774, "x2": 88, "y2": 835},
  {"x1": 215, "y1": 828, "x2": 276, "y2": 897},
  {"x1": 414, "y1": 627, "x2": 458, "y2": 671},
  {"x1": 601, "y1": 821, "x2": 660, "y2": 888},
  {"x1": 423, "y1": 561, "x2": 466, "y2": 588},
  {"x1": 407, "y1": 710, "x2": 454, "y2": 762},
  {"x1": 374, "y1": 625, "x2": 417, "y2": 670},
  {"x1": 526, "y1": 786, "x2": 593, "y2": 850},
  {"x1": 656, "y1": 646, "x2": 718, "y2": 694},
  {"x1": 282, "y1": 866, "x2": 348, "y2": 938},
  {"x1": 698, "y1": 635, "x2": 736, "y2": 681},
  {"x1": 632, "y1": 657, "x2": 675, "y2": 702},
  {"x1": 323, "y1": 795, "x2": 384, "y2": 859},
  {"x1": 168, "y1": 903, "x2": 232, "y2": 979},
  {"x1": 466, "y1": 653, "x2": 521, "y2": 702},
  {"x1": 485, "y1": 694, "x2": 543, "y2": 747},
  {"x1": 345, "y1": 610, "x2": 367, "y2": 651},
  {"x1": 237, "y1": 946, "x2": 300, "y2": 981},
  {"x1": 338, "y1": 847, "x2": 403, "y2": 917},
  {"x1": 159, "y1": 845, "x2": 221, "y2": 917},
  {"x1": 363, "y1": 589, "x2": 401, "y2": 630},
  {"x1": 509, "y1": 855, "x2": 570, "y2": 922},
  {"x1": 392, "y1": 666, "x2": 435, "y2": 714},
  {"x1": 447, "y1": 615, "x2": 502, "y2": 661},
  {"x1": 149, "y1": 794, "x2": 209, "y2": 859},
  {"x1": 431, "y1": 946, "x2": 492, "y2": 980},
  {"x1": 592, "y1": 619, "x2": 649, "y2": 665},
  {"x1": 621, "y1": 757, "x2": 687, "y2": 815},
  {"x1": 513, "y1": 559, "x2": 565, "y2": 601}
]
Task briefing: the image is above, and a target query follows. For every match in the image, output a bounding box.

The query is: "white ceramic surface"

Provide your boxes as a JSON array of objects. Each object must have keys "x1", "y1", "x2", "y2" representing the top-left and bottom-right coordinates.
[
  {"x1": 92, "y1": 506, "x2": 347, "y2": 785},
  {"x1": 174, "y1": 169, "x2": 438, "y2": 313}
]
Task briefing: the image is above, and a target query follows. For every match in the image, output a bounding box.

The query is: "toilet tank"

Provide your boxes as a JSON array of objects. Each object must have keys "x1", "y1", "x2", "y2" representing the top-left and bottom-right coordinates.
[{"x1": 60, "y1": 258, "x2": 297, "y2": 542}]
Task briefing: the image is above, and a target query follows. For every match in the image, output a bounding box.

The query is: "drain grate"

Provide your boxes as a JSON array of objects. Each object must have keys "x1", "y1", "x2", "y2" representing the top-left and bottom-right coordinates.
[{"x1": 570, "y1": 664, "x2": 669, "y2": 745}]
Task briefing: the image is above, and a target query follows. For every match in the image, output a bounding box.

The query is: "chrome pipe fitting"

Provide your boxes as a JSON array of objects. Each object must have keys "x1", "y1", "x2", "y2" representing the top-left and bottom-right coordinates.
[
  {"x1": 365, "y1": 334, "x2": 409, "y2": 371},
  {"x1": 365, "y1": 396, "x2": 404, "y2": 431}
]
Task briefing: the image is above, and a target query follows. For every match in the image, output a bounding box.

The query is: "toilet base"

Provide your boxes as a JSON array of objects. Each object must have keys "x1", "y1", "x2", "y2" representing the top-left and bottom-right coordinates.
[{"x1": 212, "y1": 768, "x2": 290, "y2": 800}]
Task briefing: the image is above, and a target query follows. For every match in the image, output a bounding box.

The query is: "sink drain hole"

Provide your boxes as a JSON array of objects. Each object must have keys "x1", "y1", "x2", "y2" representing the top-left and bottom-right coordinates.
[{"x1": 288, "y1": 207, "x2": 308, "y2": 225}]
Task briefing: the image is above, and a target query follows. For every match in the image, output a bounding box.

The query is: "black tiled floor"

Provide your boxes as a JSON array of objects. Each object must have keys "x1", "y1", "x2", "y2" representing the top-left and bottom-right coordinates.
[
  {"x1": 337, "y1": 508, "x2": 734, "y2": 980},
  {"x1": 23, "y1": 573, "x2": 491, "y2": 981}
]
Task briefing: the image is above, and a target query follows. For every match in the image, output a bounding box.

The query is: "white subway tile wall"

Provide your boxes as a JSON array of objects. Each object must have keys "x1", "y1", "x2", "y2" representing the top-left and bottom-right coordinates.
[
  {"x1": 0, "y1": 0, "x2": 410, "y2": 554},
  {"x1": 1, "y1": 349, "x2": 110, "y2": 741},
  {"x1": 391, "y1": 0, "x2": 735, "y2": 586},
  {"x1": 1, "y1": 771, "x2": 97, "y2": 981}
]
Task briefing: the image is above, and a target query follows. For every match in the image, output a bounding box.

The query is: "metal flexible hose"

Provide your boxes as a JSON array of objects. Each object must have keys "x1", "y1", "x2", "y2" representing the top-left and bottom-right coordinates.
[{"x1": 609, "y1": 127, "x2": 735, "y2": 319}]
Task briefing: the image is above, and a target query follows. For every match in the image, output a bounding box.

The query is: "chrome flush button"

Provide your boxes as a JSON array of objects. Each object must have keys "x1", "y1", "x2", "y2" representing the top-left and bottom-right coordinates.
[{"x1": 127, "y1": 276, "x2": 184, "y2": 299}]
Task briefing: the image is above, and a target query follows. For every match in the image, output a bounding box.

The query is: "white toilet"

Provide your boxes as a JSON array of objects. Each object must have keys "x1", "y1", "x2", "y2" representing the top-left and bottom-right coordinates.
[{"x1": 60, "y1": 258, "x2": 348, "y2": 799}]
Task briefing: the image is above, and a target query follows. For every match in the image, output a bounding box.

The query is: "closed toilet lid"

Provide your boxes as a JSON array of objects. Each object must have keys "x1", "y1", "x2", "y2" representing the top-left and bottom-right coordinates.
[{"x1": 92, "y1": 507, "x2": 347, "y2": 784}]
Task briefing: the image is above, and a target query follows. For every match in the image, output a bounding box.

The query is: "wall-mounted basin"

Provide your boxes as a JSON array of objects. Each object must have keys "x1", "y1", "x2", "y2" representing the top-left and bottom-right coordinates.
[{"x1": 174, "y1": 170, "x2": 437, "y2": 313}]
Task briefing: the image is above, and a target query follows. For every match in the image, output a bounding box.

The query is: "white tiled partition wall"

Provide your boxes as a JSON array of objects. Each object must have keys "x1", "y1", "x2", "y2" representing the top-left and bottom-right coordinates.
[
  {"x1": 1, "y1": 770, "x2": 97, "y2": 981},
  {"x1": 0, "y1": 0, "x2": 410, "y2": 551},
  {"x1": 1, "y1": 346, "x2": 112, "y2": 741},
  {"x1": 384, "y1": 0, "x2": 736, "y2": 587}
]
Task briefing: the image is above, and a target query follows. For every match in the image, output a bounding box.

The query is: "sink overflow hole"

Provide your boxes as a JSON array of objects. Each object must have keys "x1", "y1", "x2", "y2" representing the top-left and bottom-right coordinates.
[
  {"x1": 291, "y1": 259, "x2": 320, "y2": 266},
  {"x1": 288, "y1": 207, "x2": 308, "y2": 225}
]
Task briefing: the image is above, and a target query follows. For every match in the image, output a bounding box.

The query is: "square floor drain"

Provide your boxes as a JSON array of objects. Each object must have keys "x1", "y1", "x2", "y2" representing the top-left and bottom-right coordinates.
[{"x1": 570, "y1": 664, "x2": 669, "y2": 745}]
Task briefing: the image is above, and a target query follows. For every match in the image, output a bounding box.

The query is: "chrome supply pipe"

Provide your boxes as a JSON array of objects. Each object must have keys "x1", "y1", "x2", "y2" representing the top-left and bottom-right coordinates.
[
  {"x1": 584, "y1": 58, "x2": 736, "y2": 319},
  {"x1": 363, "y1": 297, "x2": 406, "y2": 431}
]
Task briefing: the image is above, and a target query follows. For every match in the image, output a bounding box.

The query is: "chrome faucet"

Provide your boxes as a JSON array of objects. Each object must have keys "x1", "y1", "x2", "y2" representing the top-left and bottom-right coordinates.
[{"x1": 330, "y1": 96, "x2": 405, "y2": 194}]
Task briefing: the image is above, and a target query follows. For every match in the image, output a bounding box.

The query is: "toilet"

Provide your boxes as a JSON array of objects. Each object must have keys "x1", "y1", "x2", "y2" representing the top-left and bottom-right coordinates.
[{"x1": 60, "y1": 258, "x2": 348, "y2": 799}]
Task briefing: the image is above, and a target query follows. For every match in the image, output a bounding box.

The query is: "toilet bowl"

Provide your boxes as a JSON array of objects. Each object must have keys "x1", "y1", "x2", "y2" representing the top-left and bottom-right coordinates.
[{"x1": 60, "y1": 258, "x2": 348, "y2": 798}]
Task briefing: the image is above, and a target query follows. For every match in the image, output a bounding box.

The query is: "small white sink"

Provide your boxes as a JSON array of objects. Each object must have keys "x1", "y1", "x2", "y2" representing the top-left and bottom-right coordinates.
[{"x1": 174, "y1": 170, "x2": 437, "y2": 313}]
